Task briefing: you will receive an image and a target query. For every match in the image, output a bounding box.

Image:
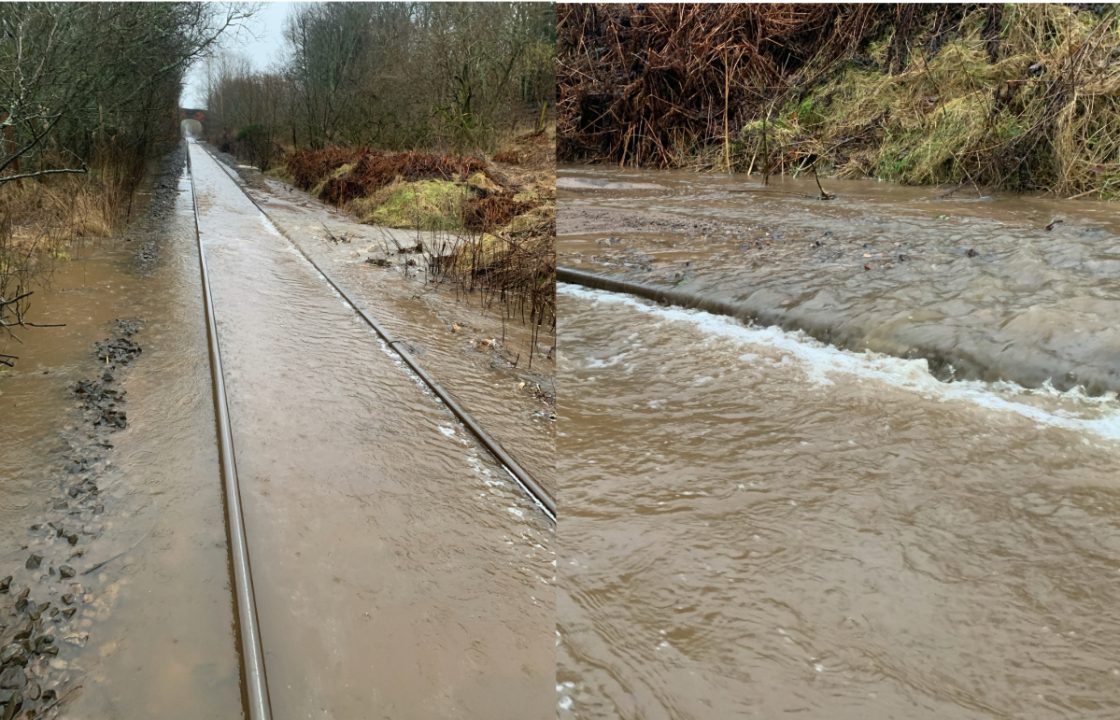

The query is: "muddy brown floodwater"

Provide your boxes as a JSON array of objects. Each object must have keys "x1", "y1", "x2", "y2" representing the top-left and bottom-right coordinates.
[
  {"x1": 225, "y1": 154, "x2": 556, "y2": 495},
  {"x1": 189, "y1": 141, "x2": 553, "y2": 719},
  {"x1": 559, "y1": 167, "x2": 1120, "y2": 394},
  {"x1": 557, "y1": 285, "x2": 1120, "y2": 720},
  {"x1": 0, "y1": 147, "x2": 242, "y2": 719}
]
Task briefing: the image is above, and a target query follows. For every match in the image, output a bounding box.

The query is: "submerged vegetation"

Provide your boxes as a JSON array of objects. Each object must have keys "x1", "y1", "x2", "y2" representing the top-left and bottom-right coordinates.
[
  {"x1": 0, "y1": 3, "x2": 247, "y2": 363},
  {"x1": 558, "y1": 3, "x2": 1120, "y2": 198}
]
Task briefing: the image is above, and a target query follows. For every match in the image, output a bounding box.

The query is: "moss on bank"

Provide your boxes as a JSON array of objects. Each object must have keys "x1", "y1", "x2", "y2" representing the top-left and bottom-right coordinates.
[{"x1": 350, "y1": 179, "x2": 469, "y2": 231}]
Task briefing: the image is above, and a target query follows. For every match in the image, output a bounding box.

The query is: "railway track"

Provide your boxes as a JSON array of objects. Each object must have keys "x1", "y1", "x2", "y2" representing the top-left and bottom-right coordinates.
[
  {"x1": 186, "y1": 140, "x2": 555, "y2": 720},
  {"x1": 558, "y1": 265, "x2": 750, "y2": 321}
]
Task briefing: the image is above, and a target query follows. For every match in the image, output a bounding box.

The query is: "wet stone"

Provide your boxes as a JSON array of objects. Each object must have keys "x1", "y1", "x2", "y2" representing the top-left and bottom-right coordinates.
[
  {"x1": 24, "y1": 555, "x2": 42, "y2": 571},
  {"x1": 0, "y1": 577, "x2": 10, "y2": 594},
  {"x1": 0, "y1": 644, "x2": 27, "y2": 667},
  {"x1": 24, "y1": 682, "x2": 39, "y2": 702},
  {"x1": 28, "y1": 603, "x2": 49, "y2": 621},
  {"x1": 2, "y1": 690, "x2": 22, "y2": 720},
  {"x1": 0, "y1": 667, "x2": 25, "y2": 690},
  {"x1": 60, "y1": 595, "x2": 75, "y2": 607},
  {"x1": 58, "y1": 566, "x2": 75, "y2": 580}
]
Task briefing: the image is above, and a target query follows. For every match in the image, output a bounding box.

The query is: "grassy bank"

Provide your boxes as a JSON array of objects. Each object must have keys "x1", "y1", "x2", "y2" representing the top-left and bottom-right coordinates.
[
  {"x1": 271, "y1": 127, "x2": 556, "y2": 334},
  {"x1": 558, "y1": 4, "x2": 1120, "y2": 198}
]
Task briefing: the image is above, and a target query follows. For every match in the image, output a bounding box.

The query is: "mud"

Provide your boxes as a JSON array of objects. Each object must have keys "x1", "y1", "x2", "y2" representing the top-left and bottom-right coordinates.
[{"x1": 558, "y1": 167, "x2": 1120, "y2": 394}]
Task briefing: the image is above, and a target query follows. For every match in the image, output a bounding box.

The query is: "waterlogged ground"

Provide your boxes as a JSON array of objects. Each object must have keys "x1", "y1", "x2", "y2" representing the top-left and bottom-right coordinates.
[
  {"x1": 189, "y1": 142, "x2": 554, "y2": 719},
  {"x1": 220, "y1": 150, "x2": 557, "y2": 494},
  {"x1": 558, "y1": 285, "x2": 1120, "y2": 720},
  {"x1": 0, "y1": 142, "x2": 555, "y2": 720},
  {"x1": 0, "y1": 147, "x2": 242, "y2": 719},
  {"x1": 559, "y1": 167, "x2": 1120, "y2": 394}
]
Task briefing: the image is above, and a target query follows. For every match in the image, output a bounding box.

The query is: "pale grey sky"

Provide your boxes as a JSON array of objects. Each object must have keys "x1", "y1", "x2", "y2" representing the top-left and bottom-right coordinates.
[{"x1": 180, "y1": 2, "x2": 303, "y2": 108}]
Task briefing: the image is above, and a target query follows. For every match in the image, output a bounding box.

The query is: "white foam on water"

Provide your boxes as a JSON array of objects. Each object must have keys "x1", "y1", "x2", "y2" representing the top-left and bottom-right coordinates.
[{"x1": 560, "y1": 283, "x2": 1120, "y2": 442}]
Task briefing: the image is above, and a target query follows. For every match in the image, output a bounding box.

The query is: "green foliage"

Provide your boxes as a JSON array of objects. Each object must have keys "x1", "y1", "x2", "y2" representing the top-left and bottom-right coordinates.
[
  {"x1": 731, "y1": 4, "x2": 1120, "y2": 195},
  {"x1": 354, "y1": 180, "x2": 469, "y2": 231}
]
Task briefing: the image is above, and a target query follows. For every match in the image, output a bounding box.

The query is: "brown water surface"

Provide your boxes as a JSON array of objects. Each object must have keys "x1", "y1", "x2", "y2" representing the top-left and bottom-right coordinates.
[
  {"x1": 189, "y1": 141, "x2": 553, "y2": 719},
  {"x1": 233, "y1": 161, "x2": 556, "y2": 494},
  {"x1": 558, "y1": 284, "x2": 1120, "y2": 720},
  {"x1": 559, "y1": 167, "x2": 1120, "y2": 393},
  {"x1": 0, "y1": 152, "x2": 242, "y2": 718}
]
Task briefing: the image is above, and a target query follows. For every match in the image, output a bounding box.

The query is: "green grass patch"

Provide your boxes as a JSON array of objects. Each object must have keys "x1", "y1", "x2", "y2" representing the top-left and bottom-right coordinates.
[{"x1": 351, "y1": 179, "x2": 469, "y2": 231}]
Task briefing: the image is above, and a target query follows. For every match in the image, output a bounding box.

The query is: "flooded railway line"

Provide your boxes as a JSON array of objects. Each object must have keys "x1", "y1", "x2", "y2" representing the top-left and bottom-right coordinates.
[
  {"x1": 186, "y1": 140, "x2": 554, "y2": 718},
  {"x1": 559, "y1": 167, "x2": 1120, "y2": 395},
  {"x1": 193, "y1": 147, "x2": 555, "y2": 524},
  {"x1": 557, "y1": 167, "x2": 1120, "y2": 719},
  {"x1": 557, "y1": 282, "x2": 1120, "y2": 720}
]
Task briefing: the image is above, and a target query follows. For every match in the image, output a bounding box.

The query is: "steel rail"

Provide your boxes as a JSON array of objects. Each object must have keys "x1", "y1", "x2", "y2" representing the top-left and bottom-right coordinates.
[
  {"x1": 557, "y1": 266, "x2": 752, "y2": 320},
  {"x1": 197, "y1": 145, "x2": 556, "y2": 524},
  {"x1": 185, "y1": 141, "x2": 274, "y2": 720}
]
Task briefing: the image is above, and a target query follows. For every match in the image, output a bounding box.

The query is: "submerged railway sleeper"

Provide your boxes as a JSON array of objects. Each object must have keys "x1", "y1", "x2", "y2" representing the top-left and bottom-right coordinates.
[{"x1": 557, "y1": 265, "x2": 1108, "y2": 392}]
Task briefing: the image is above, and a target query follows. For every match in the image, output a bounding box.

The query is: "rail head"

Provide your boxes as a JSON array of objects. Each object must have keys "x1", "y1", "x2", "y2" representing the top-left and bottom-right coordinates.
[{"x1": 186, "y1": 139, "x2": 274, "y2": 720}]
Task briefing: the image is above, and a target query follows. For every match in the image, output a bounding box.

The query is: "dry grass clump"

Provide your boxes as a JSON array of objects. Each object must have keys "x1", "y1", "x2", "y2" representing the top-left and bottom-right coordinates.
[
  {"x1": 461, "y1": 195, "x2": 536, "y2": 232},
  {"x1": 739, "y1": 4, "x2": 1120, "y2": 196},
  {"x1": 1, "y1": 165, "x2": 127, "y2": 359},
  {"x1": 286, "y1": 147, "x2": 367, "y2": 189},
  {"x1": 559, "y1": 3, "x2": 1120, "y2": 198},
  {"x1": 285, "y1": 147, "x2": 493, "y2": 206},
  {"x1": 427, "y1": 204, "x2": 556, "y2": 361},
  {"x1": 557, "y1": 3, "x2": 886, "y2": 167}
]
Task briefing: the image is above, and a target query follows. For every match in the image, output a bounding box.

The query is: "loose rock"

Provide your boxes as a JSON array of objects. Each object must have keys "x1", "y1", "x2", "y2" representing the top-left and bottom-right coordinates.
[
  {"x1": 0, "y1": 667, "x2": 25, "y2": 690},
  {"x1": 0, "y1": 644, "x2": 27, "y2": 667}
]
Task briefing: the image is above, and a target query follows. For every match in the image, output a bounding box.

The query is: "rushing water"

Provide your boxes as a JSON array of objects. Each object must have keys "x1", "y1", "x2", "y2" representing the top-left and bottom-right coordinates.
[
  {"x1": 559, "y1": 167, "x2": 1120, "y2": 394},
  {"x1": 189, "y1": 142, "x2": 553, "y2": 719},
  {"x1": 557, "y1": 284, "x2": 1120, "y2": 720}
]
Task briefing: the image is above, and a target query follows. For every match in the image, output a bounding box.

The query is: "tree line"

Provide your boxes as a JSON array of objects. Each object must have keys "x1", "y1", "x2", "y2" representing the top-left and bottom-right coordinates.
[
  {"x1": 1, "y1": 2, "x2": 247, "y2": 349},
  {"x1": 204, "y1": 2, "x2": 555, "y2": 169},
  {"x1": 0, "y1": 2, "x2": 247, "y2": 188}
]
